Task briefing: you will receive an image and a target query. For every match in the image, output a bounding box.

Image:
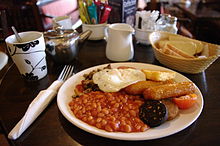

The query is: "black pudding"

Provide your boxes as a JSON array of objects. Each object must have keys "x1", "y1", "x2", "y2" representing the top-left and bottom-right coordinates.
[{"x1": 139, "y1": 100, "x2": 167, "y2": 127}]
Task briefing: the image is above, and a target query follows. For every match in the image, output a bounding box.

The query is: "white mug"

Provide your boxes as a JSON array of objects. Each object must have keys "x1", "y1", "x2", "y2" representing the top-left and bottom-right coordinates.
[
  {"x1": 52, "y1": 16, "x2": 73, "y2": 29},
  {"x1": 105, "y1": 23, "x2": 135, "y2": 61},
  {"x1": 5, "y1": 31, "x2": 48, "y2": 81}
]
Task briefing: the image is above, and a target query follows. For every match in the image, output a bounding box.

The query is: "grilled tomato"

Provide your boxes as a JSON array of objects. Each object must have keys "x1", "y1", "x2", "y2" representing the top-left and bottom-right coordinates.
[{"x1": 172, "y1": 94, "x2": 197, "y2": 109}]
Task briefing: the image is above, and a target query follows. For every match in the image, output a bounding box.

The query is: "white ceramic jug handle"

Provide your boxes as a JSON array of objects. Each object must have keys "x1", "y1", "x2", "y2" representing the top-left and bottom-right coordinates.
[{"x1": 104, "y1": 24, "x2": 110, "y2": 41}]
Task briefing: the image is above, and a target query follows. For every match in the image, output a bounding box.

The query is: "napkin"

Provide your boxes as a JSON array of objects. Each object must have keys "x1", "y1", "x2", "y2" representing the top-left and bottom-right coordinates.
[
  {"x1": 135, "y1": 10, "x2": 159, "y2": 31},
  {"x1": 8, "y1": 80, "x2": 63, "y2": 140}
]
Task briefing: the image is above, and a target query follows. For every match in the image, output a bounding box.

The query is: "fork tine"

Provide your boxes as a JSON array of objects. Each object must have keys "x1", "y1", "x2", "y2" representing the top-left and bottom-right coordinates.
[
  {"x1": 58, "y1": 65, "x2": 67, "y2": 80},
  {"x1": 65, "y1": 65, "x2": 74, "y2": 80},
  {"x1": 58, "y1": 65, "x2": 74, "y2": 81},
  {"x1": 62, "y1": 65, "x2": 74, "y2": 81}
]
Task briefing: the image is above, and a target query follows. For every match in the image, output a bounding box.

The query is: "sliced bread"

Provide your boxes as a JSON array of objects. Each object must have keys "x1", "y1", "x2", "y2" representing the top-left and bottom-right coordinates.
[
  {"x1": 166, "y1": 44, "x2": 195, "y2": 58},
  {"x1": 161, "y1": 44, "x2": 185, "y2": 58},
  {"x1": 168, "y1": 35, "x2": 203, "y2": 54},
  {"x1": 159, "y1": 40, "x2": 197, "y2": 56}
]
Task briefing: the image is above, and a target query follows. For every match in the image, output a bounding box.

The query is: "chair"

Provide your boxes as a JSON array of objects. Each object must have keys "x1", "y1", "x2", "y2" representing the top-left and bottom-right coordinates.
[
  {"x1": 0, "y1": 9, "x2": 9, "y2": 41},
  {"x1": 0, "y1": 1, "x2": 44, "y2": 39},
  {"x1": 38, "y1": 0, "x2": 79, "y2": 30},
  {"x1": 0, "y1": 0, "x2": 79, "y2": 38}
]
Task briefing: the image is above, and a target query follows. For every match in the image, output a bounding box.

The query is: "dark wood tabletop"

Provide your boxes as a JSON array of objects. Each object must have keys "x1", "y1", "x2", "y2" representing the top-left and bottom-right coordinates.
[{"x1": 0, "y1": 39, "x2": 220, "y2": 146}]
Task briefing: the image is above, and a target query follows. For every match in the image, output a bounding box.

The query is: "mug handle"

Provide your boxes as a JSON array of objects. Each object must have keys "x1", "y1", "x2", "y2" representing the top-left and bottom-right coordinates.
[{"x1": 104, "y1": 24, "x2": 110, "y2": 41}]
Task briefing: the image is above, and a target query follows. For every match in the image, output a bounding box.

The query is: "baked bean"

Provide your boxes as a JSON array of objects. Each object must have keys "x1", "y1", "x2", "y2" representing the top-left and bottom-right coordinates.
[
  {"x1": 91, "y1": 110, "x2": 98, "y2": 116},
  {"x1": 92, "y1": 103, "x2": 97, "y2": 108},
  {"x1": 69, "y1": 91, "x2": 148, "y2": 133},
  {"x1": 141, "y1": 125, "x2": 149, "y2": 132},
  {"x1": 105, "y1": 125, "x2": 113, "y2": 132},
  {"x1": 122, "y1": 98, "x2": 127, "y2": 103},
  {"x1": 120, "y1": 117, "x2": 126, "y2": 121},
  {"x1": 134, "y1": 117, "x2": 141, "y2": 123},
  {"x1": 124, "y1": 124, "x2": 132, "y2": 133},
  {"x1": 116, "y1": 98, "x2": 121, "y2": 103},
  {"x1": 89, "y1": 119, "x2": 95, "y2": 125},
  {"x1": 96, "y1": 123, "x2": 102, "y2": 129},
  {"x1": 97, "y1": 113, "x2": 105, "y2": 117},
  {"x1": 111, "y1": 108, "x2": 118, "y2": 112},
  {"x1": 113, "y1": 103, "x2": 119, "y2": 108},
  {"x1": 97, "y1": 105, "x2": 102, "y2": 112},
  {"x1": 109, "y1": 116, "x2": 116, "y2": 121},
  {"x1": 123, "y1": 106, "x2": 129, "y2": 111},
  {"x1": 108, "y1": 96, "x2": 115, "y2": 101},
  {"x1": 109, "y1": 121, "x2": 119, "y2": 130},
  {"x1": 129, "y1": 110, "x2": 136, "y2": 117},
  {"x1": 101, "y1": 119, "x2": 107, "y2": 126},
  {"x1": 82, "y1": 116, "x2": 87, "y2": 122},
  {"x1": 83, "y1": 99, "x2": 87, "y2": 104},
  {"x1": 88, "y1": 116, "x2": 93, "y2": 121},
  {"x1": 110, "y1": 101, "x2": 116, "y2": 105},
  {"x1": 120, "y1": 120, "x2": 126, "y2": 125},
  {"x1": 126, "y1": 121, "x2": 132, "y2": 126},
  {"x1": 102, "y1": 108, "x2": 109, "y2": 114},
  {"x1": 82, "y1": 107, "x2": 86, "y2": 113},
  {"x1": 86, "y1": 106, "x2": 91, "y2": 111},
  {"x1": 135, "y1": 125, "x2": 141, "y2": 131}
]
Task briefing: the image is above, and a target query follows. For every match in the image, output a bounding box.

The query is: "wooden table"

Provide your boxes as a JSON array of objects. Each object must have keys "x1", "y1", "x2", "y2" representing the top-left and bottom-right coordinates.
[
  {"x1": 174, "y1": 2, "x2": 220, "y2": 44},
  {"x1": 0, "y1": 40, "x2": 220, "y2": 146}
]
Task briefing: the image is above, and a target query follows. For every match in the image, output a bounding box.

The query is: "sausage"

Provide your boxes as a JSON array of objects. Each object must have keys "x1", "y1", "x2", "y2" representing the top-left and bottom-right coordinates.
[
  {"x1": 124, "y1": 80, "x2": 174, "y2": 95},
  {"x1": 161, "y1": 99, "x2": 179, "y2": 120},
  {"x1": 143, "y1": 82, "x2": 196, "y2": 100}
]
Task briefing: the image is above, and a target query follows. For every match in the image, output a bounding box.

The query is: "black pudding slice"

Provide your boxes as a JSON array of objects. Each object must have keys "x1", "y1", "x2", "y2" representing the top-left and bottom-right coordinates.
[{"x1": 139, "y1": 100, "x2": 167, "y2": 127}]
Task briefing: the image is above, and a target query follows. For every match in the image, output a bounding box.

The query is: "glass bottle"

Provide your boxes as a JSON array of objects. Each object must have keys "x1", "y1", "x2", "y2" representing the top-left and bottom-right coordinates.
[
  {"x1": 156, "y1": 14, "x2": 170, "y2": 31},
  {"x1": 165, "y1": 16, "x2": 178, "y2": 34}
]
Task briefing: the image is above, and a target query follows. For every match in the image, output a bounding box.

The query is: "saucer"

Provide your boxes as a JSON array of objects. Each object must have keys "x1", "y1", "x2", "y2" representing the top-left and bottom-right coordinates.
[
  {"x1": 135, "y1": 28, "x2": 153, "y2": 45},
  {"x1": 0, "y1": 51, "x2": 8, "y2": 70}
]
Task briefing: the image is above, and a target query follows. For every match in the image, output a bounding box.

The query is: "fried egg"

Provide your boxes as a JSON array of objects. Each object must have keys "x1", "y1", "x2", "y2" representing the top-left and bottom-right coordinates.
[{"x1": 92, "y1": 68, "x2": 146, "y2": 92}]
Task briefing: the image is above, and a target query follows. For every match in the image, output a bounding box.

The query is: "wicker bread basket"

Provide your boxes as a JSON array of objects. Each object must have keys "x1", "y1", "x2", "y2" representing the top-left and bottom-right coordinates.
[{"x1": 149, "y1": 31, "x2": 220, "y2": 74}]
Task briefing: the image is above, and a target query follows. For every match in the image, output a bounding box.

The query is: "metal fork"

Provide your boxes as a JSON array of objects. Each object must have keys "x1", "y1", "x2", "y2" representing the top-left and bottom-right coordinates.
[
  {"x1": 8, "y1": 64, "x2": 74, "y2": 140},
  {"x1": 58, "y1": 65, "x2": 74, "y2": 81}
]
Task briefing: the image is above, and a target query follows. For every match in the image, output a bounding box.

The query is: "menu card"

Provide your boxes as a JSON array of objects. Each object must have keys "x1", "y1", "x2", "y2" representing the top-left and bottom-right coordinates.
[{"x1": 108, "y1": 0, "x2": 137, "y2": 27}]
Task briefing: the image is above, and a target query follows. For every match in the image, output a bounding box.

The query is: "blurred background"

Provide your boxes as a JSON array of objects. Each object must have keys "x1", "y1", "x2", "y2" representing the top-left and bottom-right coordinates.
[{"x1": 0, "y1": 0, "x2": 220, "y2": 44}]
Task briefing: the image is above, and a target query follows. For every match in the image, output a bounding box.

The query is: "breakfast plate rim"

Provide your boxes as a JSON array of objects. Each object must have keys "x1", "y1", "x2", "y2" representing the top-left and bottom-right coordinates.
[
  {"x1": 57, "y1": 62, "x2": 204, "y2": 140},
  {"x1": 0, "y1": 52, "x2": 8, "y2": 71}
]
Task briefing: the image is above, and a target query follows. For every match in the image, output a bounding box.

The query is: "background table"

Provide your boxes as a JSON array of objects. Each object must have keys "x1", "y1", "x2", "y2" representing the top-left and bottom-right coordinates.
[
  {"x1": 0, "y1": 40, "x2": 220, "y2": 146},
  {"x1": 174, "y1": 2, "x2": 220, "y2": 44}
]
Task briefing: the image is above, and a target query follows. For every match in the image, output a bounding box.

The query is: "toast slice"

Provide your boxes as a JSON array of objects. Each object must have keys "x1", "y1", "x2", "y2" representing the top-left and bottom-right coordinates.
[
  {"x1": 168, "y1": 35, "x2": 203, "y2": 54},
  {"x1": 162, "y1": 44, "x2": 185, "y2": 58},
  {"x1": 166, "y1": 44, "x2": 195, "y2": 58},
  {"x1": 161, "y1": 44, "x2": 195, "y2": 58},
  {"x1": 159, "y1": 40, "x2": 197, "y2": 56},
  {"x1": 141, "y1": 69, "x2": 176, "y2": 81}
]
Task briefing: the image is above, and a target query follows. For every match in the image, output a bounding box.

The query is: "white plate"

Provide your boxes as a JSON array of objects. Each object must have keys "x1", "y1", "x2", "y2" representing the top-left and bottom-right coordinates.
[
  {"x1": 57, "y1": 62, "x2": 203, "y2": 140},
  {"x1": 0, "y1": 51, "x2": 8, "y2": 71}
]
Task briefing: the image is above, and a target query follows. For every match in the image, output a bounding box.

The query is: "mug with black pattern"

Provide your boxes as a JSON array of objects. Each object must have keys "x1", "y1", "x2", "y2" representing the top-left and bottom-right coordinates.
[{"x1": 5, "y1": 31, "x2": 48, "y2": 81}]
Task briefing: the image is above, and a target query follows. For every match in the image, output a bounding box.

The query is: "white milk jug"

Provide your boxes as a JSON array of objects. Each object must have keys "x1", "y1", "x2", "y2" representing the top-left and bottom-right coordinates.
[{"x1": 105, "y1": 23, "x2": 135, "y2": 61}]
